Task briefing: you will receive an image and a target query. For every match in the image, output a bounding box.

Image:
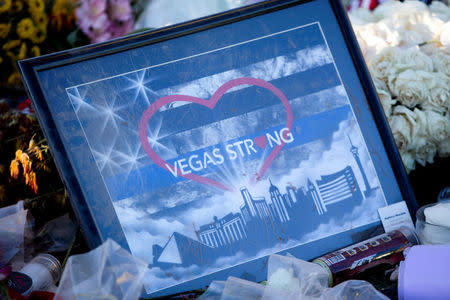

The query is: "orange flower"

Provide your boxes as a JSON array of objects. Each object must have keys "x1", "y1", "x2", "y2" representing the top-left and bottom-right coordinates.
[
  {"x1": 10, "y1": 160, "x2": 20, "y2": 179},
  {"x1": 15, "y1": 149, "x2": 23, "y2": 160},
  {"x1": 25, "y1": 172, "x2": 30, "y2": 185},
  {"x1": 36, "y1": 149, "x2": 44, "y2": 161},
  {"x1": 28, "y1": 171, "x2": 38, "y2": 194},
  {"x1": 19, "y1": 152, "x2": 31, "y2": 174},
  {"x1": 28, "y1": 138, "x2": 36, "y2": 151}
]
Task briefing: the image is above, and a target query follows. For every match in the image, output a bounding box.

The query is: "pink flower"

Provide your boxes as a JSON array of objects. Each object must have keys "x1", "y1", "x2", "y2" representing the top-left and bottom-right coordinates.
[
  {"x1": 77, "y1": 0, "x2": 107, "y2": 19},
  {"x1": 76, "y1": 0, "x2": 108, "y2": 37},
  {"x1": 108, "y1": 0, "x2": 132, "y2": 22},
  {"x1": 75, "y1": 0, "x2": 134, "y2": 43},
  {"x1": 108, "y1": 19, "x2": 133, "y2": 39}
]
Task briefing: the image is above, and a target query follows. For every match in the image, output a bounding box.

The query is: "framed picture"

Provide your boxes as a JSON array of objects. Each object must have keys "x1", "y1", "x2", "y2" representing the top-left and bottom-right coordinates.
[{"x1": 19, "y1": 0, "x2": 418, "y2": 297}]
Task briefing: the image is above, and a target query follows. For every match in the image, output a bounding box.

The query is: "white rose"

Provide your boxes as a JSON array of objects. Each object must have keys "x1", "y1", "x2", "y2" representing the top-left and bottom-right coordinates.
[
  {"x1": 430, "y1": 48, "x2": 450, "y2": 76},
  {"x1": 423, "y1": 73, "x2": 449, "y2": 113},
  {"x1": 414, "y1": 108, "x2": 450, "y2": 143},
  {"x1": 369, "y1": 47, "x2": 400, "y2": 81},
  {"x1": 440, "y1": 22, "x2": 450, "y2": 49},
  {"x1": 411, "y1": 135, "x2": 437, "y2": 166},
  {"x1": 410, "y1": 12, "x2": 446, "y2": 41},
  {"x1": 399, "y1": 150, "x2": 416, "y2": 173},
  {"x1": 374, "y1": 19, "x2": 402, "y2": 46},
  {"x1": 373, "y1": 0, "x2": 427, "y2": 21},
  {"x1": 429, "y1": 1, "x2": 450, "y2": 22},
  {"x1": 438, "y1": 136, "x2": 450, "y2": 158},
  {"x1": 394, "y1": 105, "x2": 421, "y2": 129},
  {"x1": 349, "y1": 8, "x2": 376, "y2": 26},
  {"x1": 389, "y1": 108, "x2": 416, "y2": 152},
  {"x1": 377, "y1": 89, "x2": 396, "y2": 117},
  {"x1": 398, "y1": 22, "x2": 433, "y2": 47},
  {"x1": 355, "y1": 24, "x2": 389, "y2": 58},
  {"x1": 398, "y1": 1, "x2": 428, "y2": 14},
  {"x1": 369, "y1": 66, "x2": 389, "y2": 91},
  {"x1": 391, "y1": 70, "x2": 435, "y2": 108},
  {"x1": 389, "y1": 10, "x2": 442, "y2": 47},
  {"x1": 399, "y1": 46, "x2": 434, "y2": 72}
]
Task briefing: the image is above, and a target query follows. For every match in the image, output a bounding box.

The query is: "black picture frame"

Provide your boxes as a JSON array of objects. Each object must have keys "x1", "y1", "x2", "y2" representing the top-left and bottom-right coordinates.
[{"x1": 19, "y1": 0, "x2": 418, "y2": 297}]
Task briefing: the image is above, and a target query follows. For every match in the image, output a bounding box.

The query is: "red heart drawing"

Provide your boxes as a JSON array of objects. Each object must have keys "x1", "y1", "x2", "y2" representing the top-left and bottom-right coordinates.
[
  {"x1": 139, "y1": 77, "x2": 293, "y2": 191},
  {"x1": 254, "y1": 135, "x2": 268, "y2": 150}
]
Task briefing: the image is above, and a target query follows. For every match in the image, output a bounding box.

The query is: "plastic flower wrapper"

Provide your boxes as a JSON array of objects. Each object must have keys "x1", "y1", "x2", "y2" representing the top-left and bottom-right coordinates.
[
  {"x1": 198, "y1": 281, "x2": 225, "y2": 300},
  {"x1": 54, "y1": 238, "x2": 148, "y2": 300},
  {"x1": 0, "y1": 201, "x2": 27, "y2": 266},
  {"x1": 320, "y1": 280, "x2": 389, "y2": 300},
  {"x1": 33, "y1": 214, "x2": 78, "y2": 253},
  {"x1": 220, "y1": 277, "x2": 265, "y2": 300},
  {"x1": 262, "y1": 253, "x2": 328, "y2": 299}
]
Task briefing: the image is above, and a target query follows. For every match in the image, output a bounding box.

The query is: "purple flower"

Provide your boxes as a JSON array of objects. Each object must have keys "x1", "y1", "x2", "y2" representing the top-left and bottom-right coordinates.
[{"x1": 108, "y1": 0, "x2": 133, "y2": 22}]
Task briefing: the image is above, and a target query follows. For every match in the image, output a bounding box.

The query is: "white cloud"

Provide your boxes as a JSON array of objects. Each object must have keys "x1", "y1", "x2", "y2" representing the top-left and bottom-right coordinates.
[{"x1": 157, "y1": 44, "x2": 332, "y2": 105}]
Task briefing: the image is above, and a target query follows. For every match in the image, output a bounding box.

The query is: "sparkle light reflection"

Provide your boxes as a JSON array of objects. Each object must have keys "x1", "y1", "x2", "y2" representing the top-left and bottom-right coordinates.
[
  {"x1": 92, "y1": 139, "x2": 121, "y2": 175},
  {"x1": 146, "y1": 117, "x2": 178, "y2": 158},
  {"x1": 94, "y1": 95, "x2": 129, "y2": 133},
  {"x1": 124, "y1": 70, "x2": 159, "y2": 107},
  {"x1": 67, "y1": 87, "x2": 95, "y2": 113},
  {"x1": 114, "y1": 142, "x2": 147, "y2": 176}
]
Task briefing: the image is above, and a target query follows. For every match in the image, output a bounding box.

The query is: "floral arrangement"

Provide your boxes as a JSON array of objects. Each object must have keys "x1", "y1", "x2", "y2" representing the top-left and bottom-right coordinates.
[
  {"x1": 0, "y1": 0, "x2": 77, "y2": 87},
  {"x1": 349, "y1": 0, "x2": 450, "y2": 173},
  {"x1": 0, "y1": 0, "x2": 144, "y2": 87},
  {"x1": 0, "y1": 100, "x2": 68, "y2": 226},
  {"x1": 75, "y1": 0, "x2": 141, "y2": 44}
]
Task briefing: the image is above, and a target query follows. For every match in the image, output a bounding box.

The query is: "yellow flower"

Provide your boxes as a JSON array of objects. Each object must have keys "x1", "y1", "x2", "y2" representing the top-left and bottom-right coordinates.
[
  {"x1": 0, "y1": 0, "x2": 12, "y2": 13},
  {"x1": 50, "y1": 0, "x2": 75, "y2": 31},
  {"x1": 17, "y1": 42, "x2": 26, "y2": 59},
  {"x1": 31, "y1": 10, "x2": 48, "y2": 31},
  {"x1": 12, "y1": 0, "x2": 22, "y2": 12},
  {"x1": 3, "y1": 39, "x2": 20, "y2": 51},
  {"x1": 17, "y1": 18, "x2": 34, "y2": 39},
  {"x1": 7, "y1": 72, "x2": 22, "y2": 86},
  {"x1": 0, "y1": 56, "x2": 3, "y2": 64},
  {"x1": 29, "y1": 28, "x2": 45, "y2": 43},
  {"x1": 6, "y1": 51, "x2": 16, "y2": 61},
  {"x1": 28, "y1": 0, "x2": 44, "y2": 13},
  {"x1": 30, "y1": 45, "x2": 40, "y2": 57},
  {"x1": 0, "y1": 23, "x2": 11, "y2": 38}
]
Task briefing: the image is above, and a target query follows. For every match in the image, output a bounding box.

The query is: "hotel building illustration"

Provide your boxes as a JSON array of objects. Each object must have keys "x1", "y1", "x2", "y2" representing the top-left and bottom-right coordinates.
[{"x1": 152, "y1": 138, "x2": 372, "y2": 267}]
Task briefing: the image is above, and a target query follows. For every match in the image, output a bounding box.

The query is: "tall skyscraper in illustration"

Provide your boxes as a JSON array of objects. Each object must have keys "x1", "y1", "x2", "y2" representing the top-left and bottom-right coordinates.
[
  {"x1": 348, "y1": 135, "x2": 371, "y2": 193},
  {"x1": 307, "y1": 178, "x2": 326, "y2": 215},
  {"x1": 269, "y1": 179, "x2": 290, "y2": 222}
]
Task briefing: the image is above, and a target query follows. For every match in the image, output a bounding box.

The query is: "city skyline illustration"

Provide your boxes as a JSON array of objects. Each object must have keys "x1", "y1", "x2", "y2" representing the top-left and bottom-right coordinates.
[{"x1": 152, "y1": 136, "x2": 373, "y2": 269}]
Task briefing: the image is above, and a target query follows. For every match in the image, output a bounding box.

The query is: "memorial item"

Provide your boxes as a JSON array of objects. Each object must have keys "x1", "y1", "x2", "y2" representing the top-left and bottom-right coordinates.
[
  {"x1": 349, "y1": 1, "x2": 450, "y2": 173},
  {"x1": 54, "y1": 239, "x2": 147, "y2": 300},
  {"x1": 199, "y1": 253, "x2": 389, "y2": 300},
  {"x1": 398, "y1": 245, "x2": 450, "y2": 300},
  {"x1": 313, "y1": 227, "x2": 418, "y2": 286},
  {"x1": 18, "y1": 0, "x2": 417, "y2": 296},
  {"x1": 7, "y1": 254, "x2": 61, "y2": 296},
  {"x1": 416, "y1": 201, "x2": 450, "y2": 244}
]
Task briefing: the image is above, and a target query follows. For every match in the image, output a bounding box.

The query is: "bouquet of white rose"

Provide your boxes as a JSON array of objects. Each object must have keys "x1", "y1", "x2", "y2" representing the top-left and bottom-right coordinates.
[{"x1": 349, "y1": 0, "x2": 450, "y2": 173}]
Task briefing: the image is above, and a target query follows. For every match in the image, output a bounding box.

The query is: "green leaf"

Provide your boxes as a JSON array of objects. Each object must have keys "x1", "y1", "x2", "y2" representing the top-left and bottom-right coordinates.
[{"x1": 67, "y1": 28, "x2": 81, "y2": 48}]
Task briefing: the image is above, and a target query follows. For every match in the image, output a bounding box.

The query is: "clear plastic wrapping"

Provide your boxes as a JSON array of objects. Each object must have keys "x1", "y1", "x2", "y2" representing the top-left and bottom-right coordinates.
[{"x1": 54, "y1": 239, "x2": 148, "y2": 300}]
